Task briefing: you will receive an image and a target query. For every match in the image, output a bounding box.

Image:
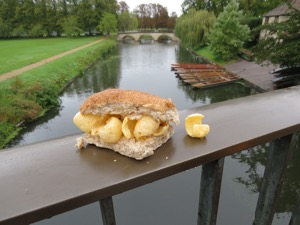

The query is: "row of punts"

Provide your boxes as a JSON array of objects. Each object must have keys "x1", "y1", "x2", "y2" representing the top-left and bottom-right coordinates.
[
  {"x1": 270, "y1": 66, "x2": 300, "y2": 88},
  {"x1": 171, "y1": 63, "x2": 241, "y2": 88}
]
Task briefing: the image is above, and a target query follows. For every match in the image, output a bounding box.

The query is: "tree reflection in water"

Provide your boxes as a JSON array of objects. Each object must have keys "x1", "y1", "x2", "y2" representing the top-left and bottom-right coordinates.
[
  {"x1": 65, "y1": 47, "x2": 121, "y2": 95},
  {"x1": 232, "y1": 132, "x2": 300, "y2": 215}
]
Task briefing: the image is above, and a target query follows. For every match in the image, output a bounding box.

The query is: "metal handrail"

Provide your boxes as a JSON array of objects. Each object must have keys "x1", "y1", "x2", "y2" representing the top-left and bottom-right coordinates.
[{"x1": 1, "y1": 86, "x2": 300, "y2": 225}]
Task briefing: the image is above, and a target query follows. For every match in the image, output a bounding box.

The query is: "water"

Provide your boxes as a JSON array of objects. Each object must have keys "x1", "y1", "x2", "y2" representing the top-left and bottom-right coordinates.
[
  {"x1": 7, "y1": 42, "x2": 297, "y2": 224},
  {"x1": 8, "y1": 43, "x2": 255, "y2": 147}
]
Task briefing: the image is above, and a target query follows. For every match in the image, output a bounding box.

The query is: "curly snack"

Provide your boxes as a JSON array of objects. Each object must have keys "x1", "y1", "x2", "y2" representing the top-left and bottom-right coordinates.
[
  {"x1": 185, "y1": 113, "x2": 210, "y2": 138},
  {"x1": 73, "y1": 89, "x2": 180, "y2": 160}
]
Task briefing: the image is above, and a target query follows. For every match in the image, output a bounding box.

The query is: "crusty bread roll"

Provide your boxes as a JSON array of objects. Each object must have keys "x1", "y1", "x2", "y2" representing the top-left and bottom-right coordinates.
[{"x1": 74, "y1": 89, "x2": 179, "y2": 160}]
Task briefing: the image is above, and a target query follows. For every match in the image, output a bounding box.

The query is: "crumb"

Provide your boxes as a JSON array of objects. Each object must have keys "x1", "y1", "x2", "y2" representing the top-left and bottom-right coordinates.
[
  {"x1": 113, "y1": 159, "x2": 117, "y2": 162},
  {"x1": 165, "y1": 157, "x2": 168, "y2": 159},
  {"x1": 75, "y1": 137, "x2": 85, "y2": 149}
]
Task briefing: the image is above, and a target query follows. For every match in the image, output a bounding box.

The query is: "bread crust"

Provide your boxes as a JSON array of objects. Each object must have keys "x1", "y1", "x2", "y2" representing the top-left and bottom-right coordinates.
[{"x1": 80, "y1": 89, "x2": 176, "y2": 113}]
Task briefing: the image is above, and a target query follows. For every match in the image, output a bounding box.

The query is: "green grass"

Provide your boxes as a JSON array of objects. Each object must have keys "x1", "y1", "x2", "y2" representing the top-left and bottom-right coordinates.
[
  {"x1": 195, "y1": 46, "x2": 236, "y2": 66},
  {"x1": 0, "y1": 37, "x2": 101, "y2": 74},
  {"x1": 0, "y1": 39, "x2": 116, "y2": 88}
]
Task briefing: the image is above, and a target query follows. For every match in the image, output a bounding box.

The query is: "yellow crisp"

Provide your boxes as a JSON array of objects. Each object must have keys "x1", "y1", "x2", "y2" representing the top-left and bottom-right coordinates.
[
  {"x1": 98, "y1": 117, "x2": 123, "y2": 143},
  {"x1": 73, "y1": 112, "x2": 104, "y2": 134},
  {"x1": 122, "y1": 116, "x2": 137, "y2": 139},
  {"x1": 73, "y1": 111, "x2": 169, "y2": 143},
  {"x1": 185, "y1": 113, "x2": 210, "y2": 138},
  {"x1": 153, "y1": 122, "x2": 169, "y2": 136},
  {"x1": 134, "y1": 115, "x2": 160, "y2": 140}
]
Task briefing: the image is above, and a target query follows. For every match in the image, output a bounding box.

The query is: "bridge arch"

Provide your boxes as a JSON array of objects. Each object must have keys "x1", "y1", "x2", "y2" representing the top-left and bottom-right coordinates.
[
  {"x1": 138, "y1": 34, "x2": 155, "y2": 42},
  {"x1": 121, "y1": 35, "x2": 135, "y2": 42},
  {"x1": 117, "y1": 32, "x2": 180, "y2": 42}
]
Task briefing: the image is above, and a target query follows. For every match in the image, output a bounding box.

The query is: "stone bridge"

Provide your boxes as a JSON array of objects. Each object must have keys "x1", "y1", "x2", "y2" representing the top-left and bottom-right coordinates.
[{"x1": 117, "y1": 31, "x2": 180, "y2": 42}]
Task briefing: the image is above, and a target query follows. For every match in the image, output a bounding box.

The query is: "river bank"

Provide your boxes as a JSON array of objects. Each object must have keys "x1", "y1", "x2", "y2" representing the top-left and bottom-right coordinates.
[{"x1": 0, "y1": 38, "x2": 117, "y2": 149}]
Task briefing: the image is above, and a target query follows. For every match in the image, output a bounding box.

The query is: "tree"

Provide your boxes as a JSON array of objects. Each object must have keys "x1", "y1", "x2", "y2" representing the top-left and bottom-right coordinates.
[
  {"x1": 134, "y1": 4, "x2": 152, "y2": 29},
  {"x1": 118, "y1": 1, "x2": 129, "y2": 13},
  {"x1": 0, "y1": 0, "x2": 16, "y2": 37},
  {"x1": 238, "y1": 0, "x2": 285, "y2": 16},
  {"x1": 118, "y1": 10, "x2": 138, "y2": 32},
  {"x1": 208, "y1": 0, "x2": 250, "y2": 60},
  {"x1": 0, "y1": 0, "x2": 121, "y2": 38},
  {"x1": 32, "y1": 0, "x2": 50, "y2": 36},
  {"x1": 62, "y1": 15, "x2": 82, "y2": 37},
  {"x1": 181, "y1": 0, "x2": 286, "y2": 17},
  {"x1": 133, "y1": 3, "x2": 175, "y2": 30},
  {"x1": 181, "y1": 0, "x2": 230, "y2": 16},
  {"x1": 0, "y1": 18, "x2": 11, "y2": 37},
  {"x1": 175, "y1": 9, "x2": 215, "y2": 49},
  {"x1": 76, "y1": 0, "x2": 96, "y2": 35},
  {"x1": 153, "y1": 4, "x2": 169, "y2": 29},
  {"x1": 252, "y1": 5, "x2": 300, "y2": 68},
  {"x1": 98, "y1": 12, "x2": 118, "y2": 35},
  {"x1": 167, "y1": 12, "x2": 178, "y2": 29}
]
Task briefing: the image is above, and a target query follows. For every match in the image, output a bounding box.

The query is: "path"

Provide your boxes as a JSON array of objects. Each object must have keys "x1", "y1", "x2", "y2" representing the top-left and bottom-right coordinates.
[{"x1": 0, "y1": 38, "x2": 105, "y2": 82}]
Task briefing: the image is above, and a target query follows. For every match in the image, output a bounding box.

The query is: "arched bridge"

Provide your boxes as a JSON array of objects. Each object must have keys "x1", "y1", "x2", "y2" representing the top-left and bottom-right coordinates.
[{"x1": 117, "y1": 31, "x2": 180, "y2": 42}]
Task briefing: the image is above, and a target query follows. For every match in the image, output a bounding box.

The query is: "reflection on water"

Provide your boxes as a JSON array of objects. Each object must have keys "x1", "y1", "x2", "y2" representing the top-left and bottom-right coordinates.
[
  {"x1": 7, "y1": 42, "x2": 299, "y2": 225},
  {"x1": 232, "y1": 132, "x2": 300, "y2": 216}
]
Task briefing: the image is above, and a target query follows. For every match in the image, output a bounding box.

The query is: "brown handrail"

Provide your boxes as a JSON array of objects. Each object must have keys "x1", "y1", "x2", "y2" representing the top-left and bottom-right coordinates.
[{"x1": 0, "y1": 86, "x2": 300, "y2": 225}]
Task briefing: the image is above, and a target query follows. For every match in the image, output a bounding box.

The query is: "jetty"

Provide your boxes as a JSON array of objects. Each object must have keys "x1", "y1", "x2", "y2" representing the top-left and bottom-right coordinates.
[{"x1": 171, "y1": 63, "x2": 241, "y2": 88}]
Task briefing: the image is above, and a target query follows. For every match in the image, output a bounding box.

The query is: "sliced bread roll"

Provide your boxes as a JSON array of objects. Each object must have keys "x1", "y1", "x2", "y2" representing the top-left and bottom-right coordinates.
[{"x1": 74, "y1": 89, "x2": 179, "y2": 160}]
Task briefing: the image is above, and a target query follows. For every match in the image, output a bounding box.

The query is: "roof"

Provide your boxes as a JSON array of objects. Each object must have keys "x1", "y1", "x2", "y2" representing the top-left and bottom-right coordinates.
[{"x1": 264, "y1": 0, "x2": 300, "y2": 17}]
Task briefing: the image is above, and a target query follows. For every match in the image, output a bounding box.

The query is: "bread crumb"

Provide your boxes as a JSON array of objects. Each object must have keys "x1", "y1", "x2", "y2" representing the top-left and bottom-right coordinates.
[{"x1": 75, "y1": 137, "x2": 85, "y2": 149}]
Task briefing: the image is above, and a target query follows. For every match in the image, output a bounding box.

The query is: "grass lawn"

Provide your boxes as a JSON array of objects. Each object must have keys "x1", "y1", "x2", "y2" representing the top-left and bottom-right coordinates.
[
  {"x1": 0, "y1": 39, "x2": 116, "y2": 89},
  {"x1": 196, "y1": 46, "x2": 236, "y2": 66},
  {"x1": 0, "y1": 36, "x2": 101, "y2": 75}
]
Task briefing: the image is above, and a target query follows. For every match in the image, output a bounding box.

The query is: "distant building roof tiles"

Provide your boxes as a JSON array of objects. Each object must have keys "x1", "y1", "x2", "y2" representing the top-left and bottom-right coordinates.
[{"x1": 264, "y1": 0, "x2": 300, "y2": 17}]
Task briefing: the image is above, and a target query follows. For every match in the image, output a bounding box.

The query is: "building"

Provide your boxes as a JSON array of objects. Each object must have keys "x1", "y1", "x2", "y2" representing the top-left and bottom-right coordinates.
[{"x1": 260, "y1": 0, "x2": 300, "y2": 38}]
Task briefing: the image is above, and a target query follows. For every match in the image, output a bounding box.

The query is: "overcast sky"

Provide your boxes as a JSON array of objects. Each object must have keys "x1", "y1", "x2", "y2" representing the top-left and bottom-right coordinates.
[{"x1": 122, "y1": 0, "x2": 183, "y2": 16}]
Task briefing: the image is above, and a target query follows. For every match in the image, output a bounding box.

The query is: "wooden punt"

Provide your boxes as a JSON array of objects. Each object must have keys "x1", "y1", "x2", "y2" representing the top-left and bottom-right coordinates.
[
  {"x1": 171, "y1": 63, "x2": 221, "y2": 70},
  {"x1": 171, "y1": 63, "x2": 241, "y2": 88},
  {"x1": 174, "y1": 69, "x2": 226, "y2": 75}
]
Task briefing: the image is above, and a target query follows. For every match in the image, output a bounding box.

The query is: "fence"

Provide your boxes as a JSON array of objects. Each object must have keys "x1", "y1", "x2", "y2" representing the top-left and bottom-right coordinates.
[{"x1": 1, "y1": 86, "x2": 300, "y2": 225}]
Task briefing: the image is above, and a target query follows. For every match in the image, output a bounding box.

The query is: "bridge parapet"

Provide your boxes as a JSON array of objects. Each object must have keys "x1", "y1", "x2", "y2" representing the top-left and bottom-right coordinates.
[
  {"x1": 117, "y1": 32, "x2": 180, "y2": 42},
  {"x1": 1, "y1": 86, "x2": 300, "y2": 225}
]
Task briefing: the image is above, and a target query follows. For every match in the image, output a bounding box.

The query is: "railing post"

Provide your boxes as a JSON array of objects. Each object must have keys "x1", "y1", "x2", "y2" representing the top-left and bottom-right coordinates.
[
  {"x1": 289, "y1": 197, "x2": 300, "y2": 225},
  {"x1": 253, "y1": 134, "x2": 296, "y2": 225},
  {"x1": 99, "y1": 197, "x2": 116, "y2": 225},
  {"x1": 197, "y1": 158, "x2": 224, "y2": 225}
]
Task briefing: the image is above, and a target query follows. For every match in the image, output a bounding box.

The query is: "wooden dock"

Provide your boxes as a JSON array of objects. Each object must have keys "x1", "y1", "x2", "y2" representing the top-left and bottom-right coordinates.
[{"x1": 171, "y1": 63, "x2": 241, "y2": 88}]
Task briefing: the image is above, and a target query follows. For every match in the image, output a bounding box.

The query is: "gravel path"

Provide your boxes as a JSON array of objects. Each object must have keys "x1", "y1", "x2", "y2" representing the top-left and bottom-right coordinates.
[{"x1": 0, "y1": 38, "x2": 105, "y2": 82}]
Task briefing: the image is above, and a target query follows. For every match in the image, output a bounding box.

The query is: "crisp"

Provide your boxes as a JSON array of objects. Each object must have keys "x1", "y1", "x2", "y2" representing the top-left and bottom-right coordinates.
[{"x1": 185, "y1": 113, "x2": 210, "y2": 138}]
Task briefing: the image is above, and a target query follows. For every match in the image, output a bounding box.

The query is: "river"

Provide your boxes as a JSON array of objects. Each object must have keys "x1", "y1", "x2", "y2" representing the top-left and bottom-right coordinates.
[{"x1": 7, "y1": 42, "x2": 297, "y2": 224}]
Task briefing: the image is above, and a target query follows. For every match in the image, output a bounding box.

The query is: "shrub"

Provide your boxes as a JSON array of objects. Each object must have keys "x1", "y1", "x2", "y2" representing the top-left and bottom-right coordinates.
[
  {"x1": 0, "y1": 121, "x2": 19, "y2": 149},
  {"x1": 209, "y1": 0, "x2": 250, "y2": 60}
]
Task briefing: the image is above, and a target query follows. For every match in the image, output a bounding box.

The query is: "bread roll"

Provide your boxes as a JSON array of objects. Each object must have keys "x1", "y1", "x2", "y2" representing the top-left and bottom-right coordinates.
[{"x1": 74, "y1": 89, "x2": 179, "y2": 160}]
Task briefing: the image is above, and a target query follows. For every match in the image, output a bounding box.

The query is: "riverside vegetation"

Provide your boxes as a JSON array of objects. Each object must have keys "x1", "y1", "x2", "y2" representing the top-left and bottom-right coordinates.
[{"x1": 0, "y1": 38, "x2": 117, "y2": 149}]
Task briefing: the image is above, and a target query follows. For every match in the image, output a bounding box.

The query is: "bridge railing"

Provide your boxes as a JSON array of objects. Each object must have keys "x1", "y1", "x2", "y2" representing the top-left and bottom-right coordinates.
[
  {"x1": 1, "y1": 86, "x2": 300, "y2": 225},
  {"x1": 118, "y1": 29, "x2": 174, "y2": 34}
]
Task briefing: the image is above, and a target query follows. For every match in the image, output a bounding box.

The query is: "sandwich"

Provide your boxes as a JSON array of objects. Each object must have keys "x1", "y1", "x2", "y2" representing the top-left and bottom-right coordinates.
[{"x1": 73, "y1": 89, "x2": 180, "y2": 160}]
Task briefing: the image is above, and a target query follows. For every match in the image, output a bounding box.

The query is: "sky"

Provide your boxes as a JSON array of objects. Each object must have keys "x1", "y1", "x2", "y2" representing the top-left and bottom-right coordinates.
[{"x1": 122, "y1": 0, "x2": 183, "y2": 16}]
